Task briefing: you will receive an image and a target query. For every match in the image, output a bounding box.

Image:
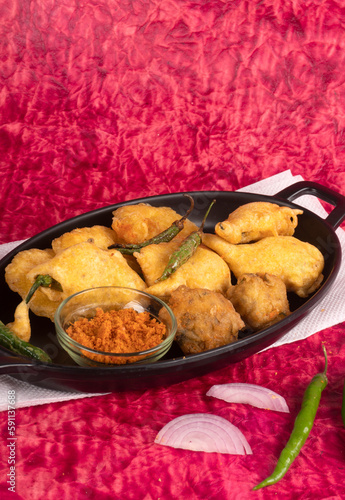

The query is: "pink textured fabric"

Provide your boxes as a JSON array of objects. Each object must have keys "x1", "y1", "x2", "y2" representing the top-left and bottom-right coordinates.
[{"x1": 1, "y1": 0, "x2": 345, "y2": 498}]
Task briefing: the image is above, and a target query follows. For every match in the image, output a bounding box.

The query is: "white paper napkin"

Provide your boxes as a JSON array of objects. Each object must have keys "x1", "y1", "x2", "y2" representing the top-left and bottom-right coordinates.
[{"x1": 1, "y1": 170, "x2": 344, "y2": 411}]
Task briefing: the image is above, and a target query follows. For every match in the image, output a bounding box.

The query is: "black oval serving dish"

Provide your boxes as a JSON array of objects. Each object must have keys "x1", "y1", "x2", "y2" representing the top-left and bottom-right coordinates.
[{"x1": 0, "y1": 181, "x2": 344, "y2": 393}]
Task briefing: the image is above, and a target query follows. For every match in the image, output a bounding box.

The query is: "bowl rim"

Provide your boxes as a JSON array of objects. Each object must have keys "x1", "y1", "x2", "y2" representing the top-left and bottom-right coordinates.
[{"x1": 54, "y1": 286, "x2": 177, "y2": 357}]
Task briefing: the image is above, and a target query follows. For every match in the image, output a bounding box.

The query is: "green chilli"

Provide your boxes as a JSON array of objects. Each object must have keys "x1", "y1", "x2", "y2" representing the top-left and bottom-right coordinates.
[
  {"x1": 253, "y1": 344, "x2": 328, "y2": 490},
  {"x1": 0, "y1": 274, "x2": 61, "y2": 363},
  {"x1": 25, "y1": 274, "x2": 62, "y2": 303},
  {"x1": 109, "y1": 194, "x2": 195, "y2": 254},
  {"x1": 155, "y1": 199, "x2": 216, "y2": 282},
  {"x1": 0, "y1": 320, "x2": 52, "y2": 363}
]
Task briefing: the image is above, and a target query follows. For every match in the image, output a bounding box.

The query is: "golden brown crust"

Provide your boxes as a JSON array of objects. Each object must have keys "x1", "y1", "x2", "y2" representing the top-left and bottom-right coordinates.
[
  {"x1": 142, "y1": 243, "x2": 231, "y2": 299},
  {"x1": 160, "y1": 285, "x2": 245, "y2": 354},
  {"x1": 52, "y1": 226, "x2": 118, "y2": 253},
  {"x1": 26, "y1": 242, "x2": 147, "y2": 302},
  {"x1": 215, "y1": 202, "x2": 303, "y2": 244},
  {"x1": 5, "y1": 248, "x2": 59, "y2": 321},
  {"x1": 202, "y1": 233, "x2": 324, "y2": 298},
  {"x1": 111, "y1": 203, "x2": 197, "y2": 244},
  {"x1": 227, "y1": 273, "x2": 290, "y2": 331}
]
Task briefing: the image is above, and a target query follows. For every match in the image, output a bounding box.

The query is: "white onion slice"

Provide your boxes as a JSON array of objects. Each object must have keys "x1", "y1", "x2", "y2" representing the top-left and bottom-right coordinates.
[
  {"x1": 206, "y1": 383, "x2": 289, "y2": 413},
  {"x1": 154, "y1": 413, "x2": 252, "y2": 455}
]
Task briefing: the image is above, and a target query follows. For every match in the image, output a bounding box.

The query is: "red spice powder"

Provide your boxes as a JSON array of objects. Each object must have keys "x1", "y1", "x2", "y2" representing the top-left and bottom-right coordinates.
[{"x1": 66, "y1": 307, "x2": 166, "y2": 364}]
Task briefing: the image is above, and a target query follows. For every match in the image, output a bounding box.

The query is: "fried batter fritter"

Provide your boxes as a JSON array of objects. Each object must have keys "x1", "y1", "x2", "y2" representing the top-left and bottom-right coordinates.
[
  {"x1": 26, "y1": 242, "x2": 146, "y2": 302},
  {"x1": 215, "y1": 202, "x2": 303, "y2": 244},
  {"x1": 112, "y1": 203, "x2": 197, "y2": 245},
  {"x1": 160, "y1": 285, "x2": 245, "y2": 354},
  {"x1": 5, "y1": 248, "x2": 59, "y2": 321},
  {"x1": 227, "y1": 273, "x2": 290, "y2": 331},
  {"x1": 139, "y1": 239, "x2": 231, "y2": 300},
  {"x1": 202, "y1": 234, "x2": 324, "y2": 298},
  {"x1": 52, "y1": 226, "x2": 118, "y2": 253}
]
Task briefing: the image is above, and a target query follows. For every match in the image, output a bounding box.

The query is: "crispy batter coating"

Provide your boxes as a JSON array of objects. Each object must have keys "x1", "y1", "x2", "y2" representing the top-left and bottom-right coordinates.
[
  {"x1": 52, "y1": 226, "x2": 118, "y2": 253},
  {"x1": 6, "y1": 300, "x2": 31, "y2": 341},
  {"x1": 159, "y1": 285, "x2": 244, "y2": 354},
  {"x1": 111, "y1": 203, "x2": 197, "y2": 244},
  {"x1": 25, "y1": 242, "x2": 146, "y2": 317},
  {"x1": 202, "y1": 234, "x2": 324, "y2": 298},
  {"x1": 227, "y1": 273, "x2": 290, "y2": 331},
  {"x1": 136, "y1": 236, "x2": 231, "y2": 299},
  {"x1": 215, "y1": 202, "x2": 303, "y2": 244},
  {"x1": 5, "y1": 248, "x2": 59, "y2": 321}
]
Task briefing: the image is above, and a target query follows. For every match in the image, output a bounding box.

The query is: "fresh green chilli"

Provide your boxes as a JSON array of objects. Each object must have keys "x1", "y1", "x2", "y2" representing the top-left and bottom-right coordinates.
[
  {"x1": 109, "y1": 194, "x2": 195, "y2": 255},
  {"x1": 0, "y1": 274, "x2": 62, "y2": 363},
  {"x1": 253, "y1": 344, "x2": 328, "y2": 490},
  {"x1": 155, "y1": 199, "x2": 216, "y2": 282}
]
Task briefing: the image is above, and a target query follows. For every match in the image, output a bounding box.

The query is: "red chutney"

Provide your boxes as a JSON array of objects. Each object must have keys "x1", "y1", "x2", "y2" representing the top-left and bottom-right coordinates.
[{"x1": 67, "y1": 307, "x2": 166, "y2": 364}]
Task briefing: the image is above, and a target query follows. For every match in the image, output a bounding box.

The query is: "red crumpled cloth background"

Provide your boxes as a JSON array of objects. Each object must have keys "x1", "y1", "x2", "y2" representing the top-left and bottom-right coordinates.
[{"x1": 1, "y1": 0, "x2": 345, "y2": 499}]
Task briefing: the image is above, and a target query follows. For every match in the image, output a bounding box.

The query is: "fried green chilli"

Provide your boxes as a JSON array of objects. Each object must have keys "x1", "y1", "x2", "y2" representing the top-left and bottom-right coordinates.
[
  {"x1": 155, "y1": 199, "x2": 216, "y2": 282},
  {"x1": 0, "y1": 274, "x2": 62, "y2": 363},
  {"x1": 0, "y1": 321, "x2": 52, "y2": 363}
]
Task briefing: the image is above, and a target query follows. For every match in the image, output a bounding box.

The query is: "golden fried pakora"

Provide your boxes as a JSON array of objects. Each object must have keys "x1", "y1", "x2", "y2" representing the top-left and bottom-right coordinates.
[
  {"x1": 202, "y1": 234, "x2": 324, "y2": 298},
  {"x1": 159, "y1": 285, "x2": 245, "y2": 354},
  {"x1": 227, "y1": 273, "x2": 290, "y2": 331},
  {"x1": 136, "y1": 235, "x2": 231, "y2": 299},
  {"x1": 111, "y1": 203, "x2": 197, "y2": 244},
  {"x1": 215, "y1": 202, "x2": 303, "y2": 244},
  {"x1": 52, "y1": 226, "x2": 118, "y2": 253},
  {"x1": 5, "y1": 248, "x2": 59, "y2": 321},
  {"x1": 25, "y1": 242, "x2": 146, "y2": 313}
]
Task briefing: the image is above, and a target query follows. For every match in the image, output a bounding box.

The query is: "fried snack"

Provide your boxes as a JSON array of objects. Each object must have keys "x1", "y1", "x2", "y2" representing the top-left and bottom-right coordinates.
[
  {"x1": 202, "y1": 234, "x2": 324, "y2": 298},
  {"x1": 26, "y1": 241, "x2": 146, "y2": 306},
  {"x1": 159, "y1": 285, "x2": 245, "y2": 354},
  {"x1": 136, "y1": 235, "x2": 231, "y2": 299},
  {"x1": 215, "y1": 202, "x2": 303, "y2": 244},
  {"x1": 111, "y1": 203, "x2": 197, "y2": 244},
  {"x1": 5, "y1": 248, "x2": 59, "y2": 321},
  {"x1": 6, "y1": 300, "x2": 31, "y2": 341},
  {"x1": 52, "y1": 226, "x2": 118, "y2": 253},
  {"x1": 227, "y1": 273, "x2": 290, "y2": 331}
]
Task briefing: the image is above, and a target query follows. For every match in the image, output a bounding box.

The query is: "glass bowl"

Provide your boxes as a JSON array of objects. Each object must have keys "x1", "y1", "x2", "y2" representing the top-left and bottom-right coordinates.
[{"x1": 54, "y1": 286, "x2": 177, "y2": 367}]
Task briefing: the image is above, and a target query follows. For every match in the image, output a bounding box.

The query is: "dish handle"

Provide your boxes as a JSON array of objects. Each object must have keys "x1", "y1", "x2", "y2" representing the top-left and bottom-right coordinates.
[{"x1": 276, "y1": 181, "x2": 345, "y2": 230}]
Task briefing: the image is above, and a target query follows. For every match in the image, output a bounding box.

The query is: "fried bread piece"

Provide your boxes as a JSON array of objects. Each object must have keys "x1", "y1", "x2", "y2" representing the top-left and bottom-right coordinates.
[
  {"x1": 215, "y1": 202, "x2": 303, "y2": 244},
  {"x1": 136, "y1": 236, "x2": 231, "y2": 299},
  {"x1": 159, "y1": 285, "x2": 244, "y2": 354},
  {"x1": 227, "y1": 273, "x2": 290, "y2": 331},
  {"x1": 202, "y1": 234, "x2": 324, "y2": 298},
  {"x1": 52, "y1": 226, "x2": 118, "y2": 253},
  {"x1": 111, "y1": 203, "x2": 197, "y2": 244}
]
